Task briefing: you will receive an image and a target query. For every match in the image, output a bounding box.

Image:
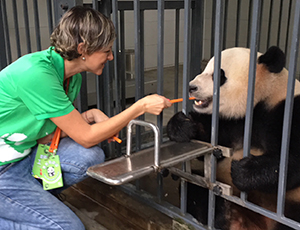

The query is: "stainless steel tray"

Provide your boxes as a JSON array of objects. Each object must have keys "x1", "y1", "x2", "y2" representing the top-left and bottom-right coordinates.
[{"x1": 87, "y1": 140, "x2": 212, "y2": 185}]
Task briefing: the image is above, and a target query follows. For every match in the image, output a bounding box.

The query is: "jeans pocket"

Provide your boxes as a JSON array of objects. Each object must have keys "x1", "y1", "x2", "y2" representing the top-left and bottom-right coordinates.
[{"x1": 0, "y1": 163, "x2": 14, "y2": 177}]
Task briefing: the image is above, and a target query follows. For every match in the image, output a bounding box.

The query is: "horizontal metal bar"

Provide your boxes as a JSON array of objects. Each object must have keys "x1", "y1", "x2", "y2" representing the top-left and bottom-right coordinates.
[
  {"x1": 117, "y1": 0, "x2": 195, "y2": 11},
  {"x1": 167, "y1": 167, "x2": 232, "y2": 196},
  {"x1": 220, "y1": 193, "x2": 300, "y2": 229}
]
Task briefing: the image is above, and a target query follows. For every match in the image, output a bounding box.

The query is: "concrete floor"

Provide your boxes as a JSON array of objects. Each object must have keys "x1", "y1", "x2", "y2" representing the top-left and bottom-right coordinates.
[{"x1": 62, "y1": 175, "x2": 181, "y2": 230}]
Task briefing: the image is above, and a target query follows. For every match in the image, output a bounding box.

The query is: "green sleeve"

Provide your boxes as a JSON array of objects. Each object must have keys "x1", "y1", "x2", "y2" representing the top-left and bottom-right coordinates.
[{"x1": 16, "y1": 67, "x2": 81, "y2": 120}]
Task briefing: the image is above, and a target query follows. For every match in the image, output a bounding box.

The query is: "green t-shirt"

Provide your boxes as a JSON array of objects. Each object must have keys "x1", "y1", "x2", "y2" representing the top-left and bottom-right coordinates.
[{"x1": 0, "y1": 47, "x2": 82, "y2": 165}]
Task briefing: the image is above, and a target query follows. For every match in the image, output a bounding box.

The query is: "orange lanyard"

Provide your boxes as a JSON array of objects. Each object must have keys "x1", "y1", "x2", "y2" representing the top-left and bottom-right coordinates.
[{"x1": 49, "y1": 79, "x2": 70, "y2": 154}]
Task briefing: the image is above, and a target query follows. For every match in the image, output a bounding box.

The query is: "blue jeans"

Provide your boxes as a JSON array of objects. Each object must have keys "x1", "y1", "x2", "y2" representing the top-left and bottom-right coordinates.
[{"x1": 0, "y1": 137, "x2": 105, "y2": 230}]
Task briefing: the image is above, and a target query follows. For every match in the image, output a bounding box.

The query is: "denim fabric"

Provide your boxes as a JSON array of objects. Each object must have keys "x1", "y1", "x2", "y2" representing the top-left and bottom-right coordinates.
[{"x1": 0, "y1": 137, "x2": 105, "y2": 230}]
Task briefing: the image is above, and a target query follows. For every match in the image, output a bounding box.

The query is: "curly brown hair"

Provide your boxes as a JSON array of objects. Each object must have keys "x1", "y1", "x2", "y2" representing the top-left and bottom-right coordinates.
[{"x1": 50, "y1": 6, "x2": 116, "y2": 60}]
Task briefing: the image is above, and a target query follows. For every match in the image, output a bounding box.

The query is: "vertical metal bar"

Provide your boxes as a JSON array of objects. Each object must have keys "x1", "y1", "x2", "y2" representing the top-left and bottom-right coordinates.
[
  {"x1": 174, "y1": 9, "x2": 180, "y2": 113},
  {"x1": 246, "y1": 0, "x2": 253, "y2": 48},
  {"x1": 180, "y1": 161, "x2": 189, "y2": 214},
  {"x1": 134, "y1": 0, "x2": 141, "y2": 100},
  {"x1": 77, "y1": 72, "x2": 88, "y2": 113},
  {"x1": 277, "y1": 0, "x2": 300, "y2": 216},
  {"x1": 235, "y1": 0, "x2": 241, "y2": 47},
  {"x1": 112, "y1": 0, "x2": 121, "y2": 114},
  {"x1": 140, "y1": 10, "x2": 145, "y2": 118},
  {"x1": 96, "y1": 77, "x2": 104, "y2": 111},
  {"x1": 93, "y1": 0, "x2": 102, "y2": 112},
  {"x1": 156, "y1": 0, "x2": 165, "y2": 202},
  {"x1": 1, "y1": 0, "x2": 11, "y2": 64},
  {"x1": 157, "y1": 0, "x2": 164, "y2": 142},
  {"x1": 134, "y1": 0, "x2": 142, "y2": 151},
  {"x1": 157, "y1": 173, "x2": 163, "y2": 202},
  {"x1": 267, "y1": 0, "x2": 274, "y2": 49},
  {"x1": 12, "y1": 0, "x2": 21, "y2": 58},
  {"x1": 118, "y1": 10, "x2": 126, "y2": 148},
  {"x1": 92, "y1": 0, "x2": 98, "y2": 9},
  {"x1": 106, "y1": 0, "x2": 116, "y2": 157},
  {"x1": 210, "y1": 0, "x2": 216, "y2": 57},
  {"x1": 284, "y1": 0, "x2": 292, "y2": 55},
  {"x1": 137, "y1": 10, "x2": 145, "y2": 152},
  {"x1": 119, "y1": 11, "x2": 126, "y2": 111},
  {"x1": 93, "y1": 0, "x2": 104, "y2": 113},
  {"x1": 276, "y1": 0, "x2": 283, "y2": 47},
  {"x1": 257, "y1": 0, "x2": 263, "y2": 50},
  {"x1": 243, "y1": 0, "x2": 261, "y2": 159},
  {"x1": 180, "y1": 0, "x2": 192, "y2": 215},
  {"x1": 46, "y1": 0, "x2": 53, "y2": 35},
  {"x1": 241, "y1": 0, "x2": 261, "y2": 201},
  {"x1": 222, "y1": 0, "x2": 229, "y2": 49},
  {"x1": 182, "y1": 0, "x2": 191, "y2": 113},
  {"x1": 191, "y1": 0, "x2": 204, "y2": 77},
  {"x1": 112, "y1": 0, "x2": 124, "y2": 155},
  {"x1": 211, "y1": 0, "x2": 223, "y2": 151},
  {"x1": 33, "y1": 0, "x2": 41, "y2": 51},
  {"x1": 189, "y1": 0, "x2": 204, "y2": 116},
  {"x1": 208, "y1": 0, "x2": 223, "y2": 228},
  {"x1": 23, "y1": 0, "x2": 31, "y2": 53},
  {"x1": 0, "y1": 1, "x2": 7, "y2": 70}
]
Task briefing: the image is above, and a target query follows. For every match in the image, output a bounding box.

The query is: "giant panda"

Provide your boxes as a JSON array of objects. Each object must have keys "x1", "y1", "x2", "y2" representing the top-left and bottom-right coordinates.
[{"x1": 167, "y1": 46, "x2": 300, "y2": 230}]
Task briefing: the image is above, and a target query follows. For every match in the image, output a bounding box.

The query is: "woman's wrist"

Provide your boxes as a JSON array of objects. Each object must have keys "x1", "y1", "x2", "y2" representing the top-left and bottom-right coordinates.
[
  {"x1": 134, "y1": 99, "x2": 146, "y2": 117},
  {"x1": 84, "y1": 111, "x2": 91, "y2": 123}
]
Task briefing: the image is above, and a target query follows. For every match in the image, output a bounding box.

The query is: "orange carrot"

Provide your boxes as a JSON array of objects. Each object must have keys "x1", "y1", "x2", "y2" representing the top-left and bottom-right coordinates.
[
  {"x1": 170, "y1": 97, "x2": 195, "y2": 103},
  {"x1": 113, "y1": 136, "x2": 122, "y2": 143}
]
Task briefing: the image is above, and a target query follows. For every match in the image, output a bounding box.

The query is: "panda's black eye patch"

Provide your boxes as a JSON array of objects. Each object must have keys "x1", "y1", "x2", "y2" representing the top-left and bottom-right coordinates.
[{"x1": 212, "y1": 69, "x2": 227, "y2": 86}]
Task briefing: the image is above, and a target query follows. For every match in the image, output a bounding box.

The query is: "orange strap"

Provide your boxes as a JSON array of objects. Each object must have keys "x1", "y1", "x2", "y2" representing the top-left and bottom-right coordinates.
[{"x1": 49, "y1": 79, "x2": 70, "y2": 154}]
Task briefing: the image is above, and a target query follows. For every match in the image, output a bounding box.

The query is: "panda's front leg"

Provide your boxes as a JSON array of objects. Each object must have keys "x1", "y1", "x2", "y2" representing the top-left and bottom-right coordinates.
[{"x1": 230, "y1": 153, "x2": 280, "y2": 193}]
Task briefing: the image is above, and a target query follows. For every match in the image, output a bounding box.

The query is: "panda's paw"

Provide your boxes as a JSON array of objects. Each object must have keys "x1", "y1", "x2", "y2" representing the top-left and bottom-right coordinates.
[
  {"x1": 231, "y1": 158, "x2": 257, "y2": 192},
  {"x1": 167, "y1": 111, "x2": 196, "y2": 142}
]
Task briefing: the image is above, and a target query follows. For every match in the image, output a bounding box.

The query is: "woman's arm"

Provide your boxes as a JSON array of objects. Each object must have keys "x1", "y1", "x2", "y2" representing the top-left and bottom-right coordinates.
[{"x1": 50, "y1": 94, "x2": 171, "y2": 148}]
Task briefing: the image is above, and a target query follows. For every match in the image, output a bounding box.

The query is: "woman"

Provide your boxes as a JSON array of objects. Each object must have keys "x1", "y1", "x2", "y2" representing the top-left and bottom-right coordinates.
[{"x1": 0, "y1": 6, "x2": 171, "y2": 229}]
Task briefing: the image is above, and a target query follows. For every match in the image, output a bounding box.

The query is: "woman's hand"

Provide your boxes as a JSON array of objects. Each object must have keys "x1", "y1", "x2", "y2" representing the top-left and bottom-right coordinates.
[
  {"x1": 81, "y1": 109, "x2": 119, "y2": 143},
  {"x1": 81, "y1": 109, "x2": 109, "y2": 124},
  {"x1": 138, "y1": 94, "x2": 172, "y2": 115}
]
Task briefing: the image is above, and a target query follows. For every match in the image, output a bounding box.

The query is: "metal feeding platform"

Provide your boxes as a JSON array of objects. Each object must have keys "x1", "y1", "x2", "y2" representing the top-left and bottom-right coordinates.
[{"x1": 87, "y1": 120, "x2": 213, "y2": 185}]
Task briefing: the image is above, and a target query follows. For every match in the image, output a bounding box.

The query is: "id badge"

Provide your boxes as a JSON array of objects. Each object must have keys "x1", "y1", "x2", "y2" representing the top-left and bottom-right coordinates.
[{"x1": 32, "y1": 144, "x2": 64, "y2": 190}]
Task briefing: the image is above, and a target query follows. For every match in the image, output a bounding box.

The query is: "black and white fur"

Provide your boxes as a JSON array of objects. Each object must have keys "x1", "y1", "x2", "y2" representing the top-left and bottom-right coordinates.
[{"x1": 167, "y1": 46, "x2": 300, "y2": 230}]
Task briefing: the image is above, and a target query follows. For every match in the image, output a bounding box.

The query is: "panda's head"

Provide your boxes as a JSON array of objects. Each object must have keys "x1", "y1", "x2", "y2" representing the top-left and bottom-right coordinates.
[{"x1": 189, "y1": 46, "x2": 300, "y2": 119}]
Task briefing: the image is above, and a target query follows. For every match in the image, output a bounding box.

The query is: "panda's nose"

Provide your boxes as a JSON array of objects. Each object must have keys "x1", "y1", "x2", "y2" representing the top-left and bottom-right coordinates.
[{"x1": 189, "y1": 85, "x2": 198, "y2": 93}]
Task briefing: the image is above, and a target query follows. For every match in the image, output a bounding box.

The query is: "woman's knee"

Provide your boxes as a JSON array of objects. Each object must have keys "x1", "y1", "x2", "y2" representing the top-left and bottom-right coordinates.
[
  {"x1": 84, "y1": 145, "x2": 105, "y2": 167},
  {"x1": 57, "y1": 137, "x2": 105, "y2": 175}
]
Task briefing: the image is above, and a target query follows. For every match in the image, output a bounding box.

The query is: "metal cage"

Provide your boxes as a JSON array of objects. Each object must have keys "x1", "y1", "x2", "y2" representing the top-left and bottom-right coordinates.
[{"x1": 1, "y1": 0, "x2": 300, "y2": 229}]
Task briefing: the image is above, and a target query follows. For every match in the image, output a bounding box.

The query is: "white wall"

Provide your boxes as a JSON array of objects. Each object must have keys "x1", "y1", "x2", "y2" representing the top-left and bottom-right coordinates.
[{"x1": 122, "y1": 9, "x2": 185, "y2": 70}]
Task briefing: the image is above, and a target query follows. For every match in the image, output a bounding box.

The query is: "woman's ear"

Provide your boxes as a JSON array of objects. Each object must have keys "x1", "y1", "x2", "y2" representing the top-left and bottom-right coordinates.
[{"x1": 77, "y1": 42, "x2": 85, "y2": 56}]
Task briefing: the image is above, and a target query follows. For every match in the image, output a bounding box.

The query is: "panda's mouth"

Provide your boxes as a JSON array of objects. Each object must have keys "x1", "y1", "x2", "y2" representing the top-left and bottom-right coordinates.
[{"x1": 193, "y1": 97, "x2": 212, "y2": 108}]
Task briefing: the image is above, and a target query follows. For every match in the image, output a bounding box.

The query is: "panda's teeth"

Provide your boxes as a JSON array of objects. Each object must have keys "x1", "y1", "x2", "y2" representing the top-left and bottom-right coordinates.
[{"x1": 195, "y1": 100, "x2": 203, "y2": 106}]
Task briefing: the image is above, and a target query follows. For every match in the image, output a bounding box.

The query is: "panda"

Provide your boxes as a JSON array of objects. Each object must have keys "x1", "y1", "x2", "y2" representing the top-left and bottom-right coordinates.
[{"x1": 167, "y1": 46, "x2": 300, "y2": 230}]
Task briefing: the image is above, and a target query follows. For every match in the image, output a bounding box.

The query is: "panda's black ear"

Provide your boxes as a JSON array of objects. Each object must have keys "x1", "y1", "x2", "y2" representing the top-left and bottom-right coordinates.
[{"x1": 257, "y1": 46, "x2": 286, "y2": 73}]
